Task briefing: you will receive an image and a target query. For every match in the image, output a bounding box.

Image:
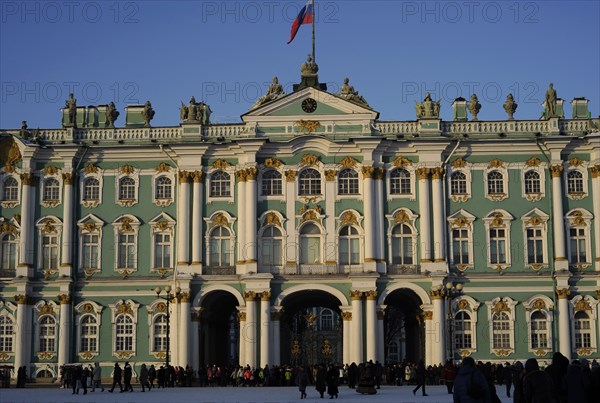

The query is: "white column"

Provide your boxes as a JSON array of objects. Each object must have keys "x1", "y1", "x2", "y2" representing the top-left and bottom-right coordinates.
[
  {"x1": 424, "y1": 310, "x2": 434, "y2": 366},
  {"x1": 14, "y1": 295, "x2": 29, "y2": 376},
  {"x1": 237, "y1": 307, "x2": 247, "y2": 366},
  {"x1": 376, "y1": 307, "x2": 386, "y2": 364},
  {"x1": 19, "y1": 174, "x2": 34, "y2": 269},
  {"x1": 550, "y1": 165, "x2": 567, "y2": 263},
  {"x1": 237, "y1": 173, "x2": 247, "y2": 264},
  {"x1": 432, "y1": 295, "x2": 445, "y2": 365},
  {"x1": 365, "y1": 291, "x2": 377, "y2": 362},
  {"x1": 362, "y1": 169, "x2": 376, "y2": 263},
  {"x1": 61, "y1": 173, "x2": 74, "y2": 268},
  {"x1": 325, "y1": 172, "x2": 336, "y2": 265},
  {"x1": 557, "y1": 289, "x2": 572, "y2": 361},
  {"x1": 272, "y1": 309, "x2": 281, "y2": 366},
  {"x1": 342, "y1": 311, "x2": 351, "y2": 364},
  {"x1": 179, "y1": 294, "x2": 191, "y2": 367},
  {"x1": 177, "y1": 172, "x2": 191, "y2": 264},
  {"x1": 260, "y1": 292, "x2": 271, "y2": 366},
  {"x1": 590, "y1": 165, "x2": 600, "y2": 270},
  {"x1": 417, "y1": 168, "x2": 432, "y2": 262},
  {"x1": 431, "y1": 168, "x2": 445, "y2": 261},
  {"x1": 57, "y1": 294, "x2": 72, "y2": 368},
  {"x1": 192, "y1": 172, "x2": 204, "y2": 264},
  {"x1": 245, "y1": 293, "x2": 257, "y2": 367},
  {"x1": 191, "y1": 311, "x2": 200, "y2": 372},
  {"x1": 375, "y1": 170, "x2": 385, "y2": 265},
  {"x1": 245, "y1": 168, "x2": 258, "y2": 263},
  {"x1": 170, "y1": 299, "x2": 180, "y2": 366},
  {"x1": 350, "y1": 291, "x2": 363, "y2": 364},
  {"x1": 285, "y1": 171, "x2": 297, "y2": 270}
]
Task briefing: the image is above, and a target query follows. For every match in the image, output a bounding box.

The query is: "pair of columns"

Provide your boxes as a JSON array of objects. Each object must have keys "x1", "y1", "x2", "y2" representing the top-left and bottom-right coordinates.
[
  {"x1": 238, "y1": 291, "x2": 270, "y2": 368},
  {"x1": 236, "y1": 168, "x2": 258, "y2": 265},
  {"x1": 348, "y1": 290, "x2": 384, "y2": 364},
  {"x1": 416, "y1": 167, "x2": 446, "y2": 263},
  {"x1": 177, "y1": 171, "x2": 205, "y2": 265}
]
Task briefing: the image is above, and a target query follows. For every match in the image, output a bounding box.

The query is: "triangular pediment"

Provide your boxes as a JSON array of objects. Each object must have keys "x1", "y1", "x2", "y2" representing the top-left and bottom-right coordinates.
[{"x1": 242, "y1": 87, "x2": 379, "y2": 122}]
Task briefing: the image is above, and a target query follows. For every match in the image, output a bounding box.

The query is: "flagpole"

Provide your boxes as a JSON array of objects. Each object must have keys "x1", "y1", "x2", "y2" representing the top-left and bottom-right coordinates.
[{"x1": 312, "y1": 0, "x2": 316, "y2": 63}]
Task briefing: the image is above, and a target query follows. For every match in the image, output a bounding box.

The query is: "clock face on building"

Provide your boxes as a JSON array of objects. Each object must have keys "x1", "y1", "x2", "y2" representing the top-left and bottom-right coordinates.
[{"x1": 302, "y1": 98, "x2": 318, "y2": 113}]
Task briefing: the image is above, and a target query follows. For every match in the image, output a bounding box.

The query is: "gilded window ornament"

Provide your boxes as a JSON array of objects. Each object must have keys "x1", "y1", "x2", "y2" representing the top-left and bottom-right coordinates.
[
  {"x1": 451, "y1": 217, "x2": 470, "y2": 228},
  {"x1": 525, "y1": 157, "x2": 542, "y2": 167},
  {"x1": 156, "y1": 221, "x2": 170, "y2": 231},
  {"x1": 302, "y1": 210, "x2": 318, "y2": 223},
  {"x1": 82, "y1": 222, "x2": 97, "y2": 233},
  {"x1": 300, "y1": 154, "x2": 319, "y2": 167},
  {"x1": 490, "y1": 213, "x2": 505, "y2": 227},
  {"x1": 263, "y1": 212, "x2": 281, "y2": 227},
  {"x1": 84, "y1": 164, "x2": 99, "y2": 174},
  {"x1": 264, "y1": 157, "x2": 283, "y2": 169},
  {"x1": 451, "y1": 157, "x2": 467, "y2": 169},
  {"x1": 532, "y1": 299, "x2": 546, "y2": 310},
  {"x1": 118, "y1": 217, "x2": 134, "y2": 232},
  {"x1": 458, "y1": 299, "x2": 470, "y2": 310},
  {"x1": 569, "y1": 211, "x2": 586, "y2": 227},
  {"x1": 116, "y1": 302, "x2": 134, "y2": 315},
  {"x1": 82, "y1": 303, "x2": 94, "y2": 313},
  {"x1": 212, "y1": 159, "x2": 232, "y2": 170},
  {"x1": 38, "y1": 302, "x2": 55, "y2": 317},
  {"x1": 525, "y1": 216, "x2": 543, "y2": 226},
  {"x1": 568, "y1": 157, "x2": 585, "y2": 167},
  {"x1": 156, "y1": 162, "x2": 171, "y2": 172},
  {"x1": 0, "y1": 221, "x2": 18, "y2": 235},
  {"x1": 340, "y1": 211, "x2": 358, "y2": 226},
  {"x1": 120, "y1": 165, "x2": 135, "y2": 175},
  {"x1": 394, "y1": 210, "x2": 410, "y2": 224},
  {"x1": 43, "y1": 166, "x2": 59, "y2": 176},
  {"x1": 211, "y1": 213, "x2": 228, "y2": 228},
  {"x1": 338, "y1": 157, "x2": 358, "y2": 168},
  {"x1": 574, "y1": 299, "x2": 591, "y2": 312},
  {"x1": 392, "y1": 156, "x2": 413, "y2": 167},
  {"x1": 491, "y1": 299, "x2": 510, "y2": 314},
  {"x1": 488, "y1": 159, "x2": 504, "y2": 169},
  {"x1": 41, "y1": 220, "x2": 57, "y2": 234}
]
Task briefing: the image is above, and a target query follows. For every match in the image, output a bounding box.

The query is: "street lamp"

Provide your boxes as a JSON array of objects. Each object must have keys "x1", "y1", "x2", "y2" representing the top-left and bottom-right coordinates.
[
  {"x1": 154, "y1": 285, "x2": 181, "y2": 368},
  {"x1": 445, "y1": 282, "x2": 463, "y2": 363}
]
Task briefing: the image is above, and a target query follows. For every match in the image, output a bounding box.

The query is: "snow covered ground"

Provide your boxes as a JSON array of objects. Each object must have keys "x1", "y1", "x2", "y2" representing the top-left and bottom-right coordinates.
[{"x1": 0, "y1": 385, "x2": 512, "y2": 403}]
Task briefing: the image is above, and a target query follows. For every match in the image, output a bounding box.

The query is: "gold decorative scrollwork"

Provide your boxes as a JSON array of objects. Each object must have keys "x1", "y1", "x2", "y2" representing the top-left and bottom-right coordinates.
[
  {"x1": 570, "y1": 211, "x2": 586, "y2": 227},
  {"x1": 525, "y1": 216, "x2": 543, "y2": 226},
  {"x1": 212, "y1": 159, "x2": 232, "y2": 170},
  {"x1": 264, "y1": 212, "x2": 281, "y2": 227},
  {"x1": 295, "y1": 120, "x2": 321, "y2": 134},
  {"x1": 488, "y1": 159, "x2": 504, "y2": 169},
  {"x1": 119, "y1": 217, "x2": 134, "y2": 232},
  {"x1": 43, "y1": 165, "x2": 59, "y2": 176},
  {"x1": 82, "y1": 303, "x2": 94, "y2": 313},
  {"x1": 532, "y1": 299, "x2": 546, "y2": 310},
  {"x1": 0, "y1": 221, "x2": 18, "y2": 235},
  {"x1": 569, "y1": 157, "x2": 585, "y2": 167},
  {"x1": 116, "y1": 302, "x2": 134, "y2": 315},
  {"x1": 120, "y1": 165, "x2": 135, "y2": 175},
  {"x1": 84, "y1": 164, "x2": 99, "y2": 174},
  {"x1": 451, "y1": 157, "x2": 467, "y2": 169},
  {"x1": 340, "y1": 211, "x2": 358, "y2": 226},
  {"x1": 491, "y1": 299, "x2": 510, "y2": 314},
  {"x1": 525, "y1": 157, "x2": 542, "y2": 167},
  {"x1": 115, "y1": 352, "x2": 133, "y2": 360},
  {"x1": 38, "y1": 302, "x2": 55, "y2": 317},
  {"x1": 494, "y1": 349, "x2": 511, "y2": 357},
  {"x1": 339, "y1": 157, "x2": 358, "y2": 168},
  {"x1": 457, "y1": 299, "x2": 469, "y2": 310},
  {"x1": 574, "y1": 299, "x2": 591, "y2": 312},
  {"x1": 549, "y1": 164, "x2": 563, "y2": 178},
  {"x1": 156, "y1": 162, "x2": 171, "y2": 172},
  {"x1": 211, "y1": 213, "x2": 228, "y2": 228},
  {"x1": 394, "y1": 210, "x2": 410, "y2": 224},
  {"x1": 300, "y1": 154, "x2": 319, "y2": 167},
  {"x1": 451, "y1": 217, "x2": 470, "y2": 228},
  {"x1": 490, "y1": 212, "x2": 505, "y2": 227},
  {"x1": 264, "y1": 158, "x2": 283, "y2": 169},
  {"x1": 393, "y1": 156, "x2": 413, "y2": 167}
]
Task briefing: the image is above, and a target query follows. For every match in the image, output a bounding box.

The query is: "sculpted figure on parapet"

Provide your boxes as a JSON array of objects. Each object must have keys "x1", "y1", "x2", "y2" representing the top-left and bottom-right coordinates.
[
  {"x1": 181, "y1": 97, "x2": 212, "y2": 125},
  {"x1": 65, "y1": 93, "x2": 77, "y2": 126},
  {"x1": 338, "y1": 77, "x2": 370, "y2": 107},
  {"x1": 141, "y1": 101, "x2": 155, "y2": 127},
  {"x1": 415, "y1": 92, "x2": 441, "y2": 119},
  {"x1": 545, "y1": 83, "x2": 557, "y2": 118},
  {"x1": 250, "y1": 76, "x2": 285, "y2": 110},
  {"x1": 107, "y1": 102, "x2": 120, "y2": 128}
]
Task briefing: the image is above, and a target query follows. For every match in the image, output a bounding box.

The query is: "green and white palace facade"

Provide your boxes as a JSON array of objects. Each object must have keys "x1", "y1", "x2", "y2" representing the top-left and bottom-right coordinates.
[{"x1": 1, "y1": 66, "x2": 599, "y2": 380}]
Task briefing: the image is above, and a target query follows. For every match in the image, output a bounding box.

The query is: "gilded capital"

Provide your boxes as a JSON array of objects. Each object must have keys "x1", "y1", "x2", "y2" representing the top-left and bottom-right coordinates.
[
  {"x1": 361, "y1": 166, "x2": 376, "y2": 179},
  {"x1": 62, "y1": 172, "x2": 75, "y2": 185},
  {"x1": 374, "y1": 168, "x2": 386, "y2": 180},
  {"x1": 349, "y1": 290, "x2": 363, "y2": 300},
  {"x1": 246, "y1": 167, "x2": 258, "y2": 181},
  {"x1": 430, "y1": 167, "x2": 445, "y2": 180},
  {"x1": 178, "y1": 171, "x2": 192, "y2": 183},
  {"x1": 14, "y1": 294, "x2": 29, "y2": 305},
  {"x1": 341, "y1": 312, "x2": 352, "y2": 321},
  {"x1": 193, "y1": 171, "x2": 205, "y2": 183},
  {"x1": 556, "y1": 288, "x2": 571, "y2": 299},
  {"x1": 324, "y1": 170, "x2": 337, "y2": 181},
  {"x1": 589, "y1": 165, "x2": 600, "y2": 179},
  {"x1": 549, "y1": 164, "x2": 564, "y2": 178},
  {"x1": 236, "y1": 170, "x2": 248, "y2": 182},
  {"x1": 423, "y1": 310, "x2": 433, "y2": 320},
  {"x1": 244, "y1": 291, "x2": 257, "y2": 301},
  {"x1": 57, "y1": 294, "x2": 72, "y2": 304},
  {"x1": 261, "y1": 291, "x2": 272, "y2": 301},
  {"x1": 20, "y1": 173, "x2": 35, "y2": 186},
  {"x1": 285, "y1": 170, "x2": 297, "y2": 182},
  {"x1": 429, "y1": 288, "x2": 444, "y2": 300},
  {"x1": 416, "y1": 168, "x2": 431, "y2": 180},
  {"x1": 179, "y1": 292, "x2": 192, "y2": 303},
  {"x1": 365, "y1": 290, "x2": 378, "y2": 300},
  {"x1": 237, "y1": 312, "x2": 247, "y2": 321}
]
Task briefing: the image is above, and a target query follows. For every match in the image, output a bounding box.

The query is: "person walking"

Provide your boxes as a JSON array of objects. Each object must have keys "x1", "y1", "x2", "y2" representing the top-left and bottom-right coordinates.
[
  {"x1": 148, "y1": 364, "x2": 156, "y2": 389},
  {"x1": 297, "y1": 366, "x2": 310, "y2": 399},
  {"x1": 108, "y1": 362, "x2": 123, "y2": 393},
  {"x1": 327, "y1": 364, "x2": 339, "y2": 399},
  {"x1": 452, "y1": 356, "x2": 491, "y2": 403},
  {"x1": 123, "y1": 361, "x2": 133, "y2": 392},
  {"x1": 412, "y1": 360, "x2": 428, "y2": 396},
  {"x1": 139, "y1": 363, "x2": 150, "y2": 392},
  {"x1": 91, "y1": 362, "x2": 104, "y2": 392},
  {"x1": 441, "y1": 360, "x2": 457, "y2": 394},
  {"x1": 315, "y1": 364, "x2": 327, "y2": 398}
]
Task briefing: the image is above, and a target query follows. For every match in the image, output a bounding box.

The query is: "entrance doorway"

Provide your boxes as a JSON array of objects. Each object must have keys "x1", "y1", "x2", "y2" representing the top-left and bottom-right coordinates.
[
  {"x1": 383, "y1": 289, "x2": 424, "y2": 364},
  {"x1": 198, "y1": 291, "x2": 240, "y2": 367}
]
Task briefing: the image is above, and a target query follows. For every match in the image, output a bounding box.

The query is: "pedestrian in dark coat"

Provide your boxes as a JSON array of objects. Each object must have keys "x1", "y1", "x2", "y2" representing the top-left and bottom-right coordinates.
[
  {"x1": 512, "y1": 361, "x2": 526, "y2": 403},
  {"x1": 562, "y1": 360, "x2": 591, "y2": 403},
  {"x1": 315, "y1": 365, "x2": 326, "y2": 398},
  {"x1": 123, "y1": 362, "x2": 133, "y2": 391},
  {"x1": 139, "y1": 363, "x2": 149, "y2": 392},
  {"x1": 108, "y1": 362, "x2": 123, "y2": 393},
  {"x1": 545, "y1": 352, "x2": 569, "y2": 403},
  {"x1": 503, "y1": 362, "x2": 513, "y2": 398},
  {"x1": 452, "y1": 356, "x2": 491, "y2": 403},
  {"x1": 327, "y1": 365, "x2": 339, "y2": 399},
  {"x1": 412, "y1": 360, "x2": 428, "y2": 396},
  {"x1": 441, "y1": 360, "x2": 457, "y2": 394},
  {"x1": 522, "y1": 358, "x2": 553, "y2": 403},
  {"x1": 297, "y1": 366, "x2": 310, "y2": 399}
]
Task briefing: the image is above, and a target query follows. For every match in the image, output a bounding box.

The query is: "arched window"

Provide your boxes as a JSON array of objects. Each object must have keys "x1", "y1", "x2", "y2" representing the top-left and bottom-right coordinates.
[
  {"x1": 83, "y1": 178, "x2": 100, "y2": 201},
  {"x1": 450, "y1": 172, "x2": 467, "y2": 195},
  {"x1": 339, "y1": 226, "x2": 360, "y2": 265},
  {"x1": 454, "y1": 311, "x2": 472, "y2": 349},
  {"x1": 524, "y1": 171, "x2": 541, "y2": 194},
  {"x1": 487, "y1": 171, "x2": 504, "y2": 195},
  {"x1": 492, "y1": 312, "x2": 511, "y2": 349},
  {"x1": 574, "y1": 311, "x2": 592, "y2": 349},
  {"x1": 209, "y1": 226, "x2": 232, "y2": 267},
  {"x1": 391, "y1": 224, "x2": 413, "y2": 265},
  {"x1": 262, "y1": 170, "x2": 282, "y2": 196},
  {"x1": 299, "y1": 223, "x2": 321, "y2": 264},
  {"x1": 0, "y1": 316, "x2": 14, "y2": 353},
  {"x1": 299, "y1": 169, "x2": 322, "y2": 196},
  {"x1": 567, "y1": 171, "x2": 584, "y2": 195},
  {"x1": 115, "y1": 314, "x2": 134, "y2": 352},
  {"x1": 153, "y1": 314, "x2": 167, "y2": 352},
  {"x1": 530, "y1": 311, "x2": 548, "y2": 349},
  {"x1": 320, "y1": 309, "x2": 334, "y2": 331},
  {"x1": 39, "y1": 316, "x2": 56, "y2": 352},
  {"x1": 0, "y1": 233, "x2": 18, "y2": 273},
  {"x1": 387, "y1": 340, "x2": 399, "y2": 363},
  {"x1": 390, "y1": 168, "x2": 411, "y2": 195},
  {"x1": 3, "y1": 177, "x2": 19, "y2": 201},
  {"x1": 338, "y1": 169, "x2": 359, "y2": 195},
  {"x1": 210, "y1": 171, "x2": 231, "y2": 197},
  {"x1": 43, "y1": 178, "x2": 60, "y2": 201},
  {"x1": 260, "y1": 226, "x2": 283, "y2": 267},
  {"x1": 155, "y1": 176, "x2": 172, "y2": 199},
  {"x1": 119, "y1": 177, "x2": 136, "y2": 200},
  {"x1": 80, "y1": 315, "x2": 98, "y2": 353},
  {"x1": 153, "y1": 232, "x2": 172, "y2": 269}
]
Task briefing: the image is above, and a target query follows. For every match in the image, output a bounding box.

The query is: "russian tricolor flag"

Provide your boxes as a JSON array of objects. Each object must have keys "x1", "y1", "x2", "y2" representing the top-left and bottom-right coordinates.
[{"x1": 287, "y1": 0, "x2": 314, "y2": 44}]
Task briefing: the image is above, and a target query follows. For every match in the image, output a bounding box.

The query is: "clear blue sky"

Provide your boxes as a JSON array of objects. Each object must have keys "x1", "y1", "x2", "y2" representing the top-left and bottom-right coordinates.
[{"x1": 1, "y1": 1, "x2": 599, "y2": 128}]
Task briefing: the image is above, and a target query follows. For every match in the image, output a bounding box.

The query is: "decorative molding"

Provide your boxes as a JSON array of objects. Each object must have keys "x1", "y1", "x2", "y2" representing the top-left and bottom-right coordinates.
[
  {"x1": 264, "y1": 157, "x2": 283, "y2": 169},
  {"x1": 338, "y1": 157, "x2": 359, "y2": 168},
  {"x1": 451, "y1": 157, "x2": 467, "y2": 168},
  {"x1": 550, "y1": 164, "x2": 563, "y2": 178},
  {"x1": 264, "y1": 212, "x2": 281, "y2": 227},
  {"x1": 324, "y1": 170, "x2": 337, "y2": 181},
  {"x1": 340, "y1": 211, "x2": 358, "y2": 226},
  {"x1": 488, "y1": 159, "x2": 504, "y2": 169},
  {"x1": 212, "y1": 159, "x2": 232, "y2": 170},
  {"x1": 300, "y1": 154, "x2": 319, "y2": 167},
  {"x1": 211, "y1": 213, "x2": 228, "y2": 228},
  {"x1": 491, "y1": 299, "x2": 511, "y2": 314},
  {"x1": 285, "y1": 170, "x2": 297, "y2": 182},
  {"x1": 43, "y1": 165, "x2": 60, "y2": 176},
  {"x1": 525, "y1": 157, "x2": 542, "y2": 167},
  {"x1": 115, "y1": 351, "x2": 133, "y2": 360},
  {"x1": 120, "y1": 165, "x2": 135, "y2": 175},
  {"x1": 493, "y1": 349, "x2": 511, "y2": 357},
  {"x1": 156, "y1": 162, "x2": 171, "y2": 172},
  {"x1": 568, "y1": 157, "x2": 585, "y2": 167},
  {"x1": 392, "y1": 156, "x2": 413, "y2": 168},
  {"x1": 84, "y1": 164, "x2": 99, "y2": 174},
  {"x1": 574, "y1": 299, "x2": 592, "y2": 312},
  {"x1": 393, "y1": 210, "x2": 410, "y2": 224},
  {"x1": 295, "y1": 120, "x2": 321, "y2": 134}
]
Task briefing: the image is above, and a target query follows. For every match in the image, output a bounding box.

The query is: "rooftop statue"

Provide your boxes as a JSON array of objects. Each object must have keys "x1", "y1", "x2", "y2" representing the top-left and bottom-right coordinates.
[
  {"x1": 415, "y1": 92, "x2": 441, "y2": 119},
  {"x1": 300, "y1": 54, "x2": 319, "y2": 76},
  {"x1": 65, "y1": 93, "x2": 77, "y2": 127},
  {"x1": 250, "y1": 77, "x2": 285, "y2": 109},
  {"x1": 545, "y1": 83, "x2": 557, "y2": 118},
  {"x1": 503, "y1": 94, "x2": 518, "y2": 120},
  {"x1": 181, "y1": 96, "x2": 211, "y2": 125},
  {"x1": 141, "y1": 101, "x2": 155, "y2": 127},
  {"x1": 107, "y1": 102, "x2": 120, "y2": 128},
  {"x1": 468, "y1": 94, "x2": 481, "y2": 121},
  {"x1": 338, "y1": 77, "x2": 370, "y2": 107}
]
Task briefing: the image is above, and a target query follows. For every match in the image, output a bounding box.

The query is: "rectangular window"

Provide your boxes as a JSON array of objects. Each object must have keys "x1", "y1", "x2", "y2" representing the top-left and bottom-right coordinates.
[
  {"x1": 154, "y1": 233, "x2": 171, "y2": 269},
  {"x1": 489, "y1": 229, "x2": 506, "y2": 264},
  {"x1": 82, "y1": 234, "x2": 99, "y2": 269},
  {"x1": 526, "y1": 228, "x2": 544, "y2": 264},
  {"x1": 118, "y1": 233, "x2": 136, "y2": 269},
  {"x1": 300, "y1": 237, "x2": 320, "y2": 264},
  {"x1": 452, "y1": 229, "x2": 470, "y2": 265},
  {"x1": 569, "y1": 228, "x2": 587, "y2": 263},
  {"x1": 42, "y1": 235, "x2": 59, "y2": 270}
]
